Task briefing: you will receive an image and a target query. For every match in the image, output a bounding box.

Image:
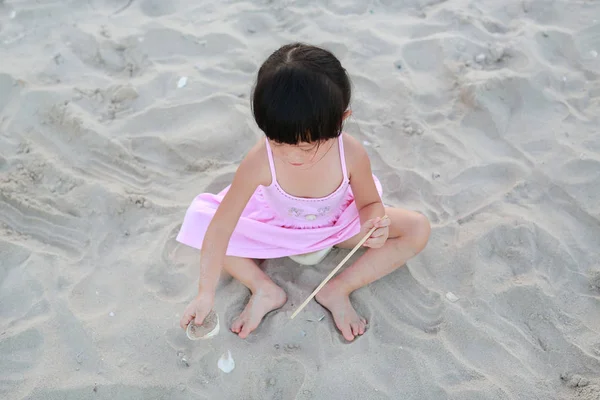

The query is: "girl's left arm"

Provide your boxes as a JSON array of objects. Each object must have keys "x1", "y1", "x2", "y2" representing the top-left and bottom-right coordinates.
[
  {"x1": 346, "y1": 135, "x2": 388, "y2": 246},
  {"x1": 346, "y1": 134, "x2": 384, "y2": 220}
]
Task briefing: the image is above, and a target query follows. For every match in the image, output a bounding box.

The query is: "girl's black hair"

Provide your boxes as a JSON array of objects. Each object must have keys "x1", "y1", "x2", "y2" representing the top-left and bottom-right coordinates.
[{"x1": 252, "y1": 43, "x2": 351, "y2": 144}]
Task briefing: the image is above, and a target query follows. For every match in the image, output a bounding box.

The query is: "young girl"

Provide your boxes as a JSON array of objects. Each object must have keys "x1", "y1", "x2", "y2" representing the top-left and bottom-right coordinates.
[{"x1": 178, "y1": 43, "x2": 430, "y2": 342}]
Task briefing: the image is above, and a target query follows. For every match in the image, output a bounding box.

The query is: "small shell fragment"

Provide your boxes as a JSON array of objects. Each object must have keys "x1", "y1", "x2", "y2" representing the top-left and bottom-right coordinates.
[
  {"x1": 445, "y1": 292, "x2": 459, "y2": 302},
  {"x1": 217, "y1": 350, "x2": 235, "y2": 373},
  {"x1": 306, "y1": 314, "x2": 325, "y2": 322},
  {"x1": 177, "y1": 77, "x2": 188, "y2": 88},
  {"x1": 475, "y1": 53, "x2": 486, "y2": 63}
]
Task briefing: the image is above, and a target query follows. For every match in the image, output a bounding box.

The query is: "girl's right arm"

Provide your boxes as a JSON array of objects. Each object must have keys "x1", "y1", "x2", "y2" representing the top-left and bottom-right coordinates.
[
  {"x1": 198, "y1": 144, "x2": 267, "y2": 294},
  {"x1": 180, "y1": 141, "x2": 270, "y2": 328}
]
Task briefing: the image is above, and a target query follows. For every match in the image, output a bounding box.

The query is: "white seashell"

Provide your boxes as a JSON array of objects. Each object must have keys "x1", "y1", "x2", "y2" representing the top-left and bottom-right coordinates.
[
  {"x1": 177, "y1": 77, "x2": 188, "y2": 88},
  {"x1": 109, "y1": 311, "x2": 115, "y2": 317},
  {"x1": 217, "y1": 350, "x2": 235, "y2": 373},
  {"x1": 186, "y1": 310, "x2": 220, "y2": 340},
  {"x1": 590, "y1": 50, "x2": 598, "y2": 58},
  {"x1": 10, "y1": 11, "x2": 17, "y2": 19},
  {"x1": 445, "y1": 292, "x2": 459, "y2": 302}
]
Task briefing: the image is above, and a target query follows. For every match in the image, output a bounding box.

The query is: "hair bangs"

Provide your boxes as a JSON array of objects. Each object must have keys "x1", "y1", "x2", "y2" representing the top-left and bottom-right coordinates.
[{"x1": 252, "y1": 66, "x2": 345, "y2": 144}]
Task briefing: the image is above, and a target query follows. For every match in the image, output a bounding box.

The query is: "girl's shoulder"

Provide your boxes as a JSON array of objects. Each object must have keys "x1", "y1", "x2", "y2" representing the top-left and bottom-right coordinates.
[
  {"x1": 341, "y1": 132, "x2": 371, "y2": 172},
  {"x1": 237, "y1": 138, "x2": 272, "y2": 187}
]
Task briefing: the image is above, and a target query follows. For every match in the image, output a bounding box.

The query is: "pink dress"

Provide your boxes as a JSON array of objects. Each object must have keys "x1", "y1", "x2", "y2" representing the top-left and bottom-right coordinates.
[{"x1": 176, "y1": 134, "x2": 383, "y2": 259}]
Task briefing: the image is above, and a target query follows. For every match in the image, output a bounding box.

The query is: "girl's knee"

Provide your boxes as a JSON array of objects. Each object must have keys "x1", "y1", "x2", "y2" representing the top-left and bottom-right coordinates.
[{"x1": 409, "y1": 213, "x2": 431, "y2": 253}]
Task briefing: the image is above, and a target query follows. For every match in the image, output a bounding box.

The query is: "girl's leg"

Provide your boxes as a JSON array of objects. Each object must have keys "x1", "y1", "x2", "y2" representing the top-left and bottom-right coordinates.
[
  {"x1": 223, "y1": 256, "x2": 287, "y2": 338},
  {"x1": 316, "y1": 207, "x2": 430, "y2": 341}
]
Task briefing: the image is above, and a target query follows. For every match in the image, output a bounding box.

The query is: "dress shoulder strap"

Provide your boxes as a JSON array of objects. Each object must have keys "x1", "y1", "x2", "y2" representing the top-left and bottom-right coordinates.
[
  {"x1": 338, "y1": 134, "x2": 348, "y2": 180},
  {"x1": 264, "y1": 138, "x2": 277, "y2": 181}
]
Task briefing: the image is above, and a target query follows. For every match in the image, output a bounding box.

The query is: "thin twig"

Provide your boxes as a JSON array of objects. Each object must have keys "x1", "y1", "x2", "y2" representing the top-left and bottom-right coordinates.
[{"x1": 290, "y1": 216, "x2": 388, "y2": 319}]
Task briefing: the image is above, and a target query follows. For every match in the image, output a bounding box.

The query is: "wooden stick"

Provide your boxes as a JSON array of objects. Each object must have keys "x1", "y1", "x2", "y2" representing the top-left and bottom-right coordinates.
[{"x1": 290, "y1": 216, "x2": 388, "y2": 320}]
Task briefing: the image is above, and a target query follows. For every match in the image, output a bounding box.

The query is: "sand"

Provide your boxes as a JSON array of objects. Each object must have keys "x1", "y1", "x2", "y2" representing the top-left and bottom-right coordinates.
[{"x1": 1, "y1": 0, "x2": 600, "y2": 399}]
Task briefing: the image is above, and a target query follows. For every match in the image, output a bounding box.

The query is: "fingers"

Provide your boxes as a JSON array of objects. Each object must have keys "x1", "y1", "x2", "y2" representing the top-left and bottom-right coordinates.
[
  {"x1": 364, "y1": 216, "x2": 390, "y2": 232},
  {"x1": 363, "y1": 222, "x2": 389, "y2": 248},
  {"x1": 363, "y1": 219, "x2": 376, "y2": 231},
  {"x1": 365, "y1": 228, "x2": 389, "y2": 247},
  {"x1": 194, "y1": 312, "x2": 207, "y2": 326},
  {"x1": 373, "y1": 217, "x2": 391, "y2": 228},
  {"x1": 180, "y1": 312, "x2": 194, "y2": 330},
  {"x1": 364, "y1": 237, "x2": 382, "y2": 247},
  {"x1": 370, "y1": 227, "x2": 388, "y2": 238},
  {"x1": 364, "y1": 239, "x2": 385, "y2": 248},
  {"x1": 180, "y1": 303, "x2": 207, "y2": 330}
]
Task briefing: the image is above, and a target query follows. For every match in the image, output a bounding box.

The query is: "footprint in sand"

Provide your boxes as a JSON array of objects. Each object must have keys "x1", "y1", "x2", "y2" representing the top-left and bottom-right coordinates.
[
  {"x1": 573, "y1": 23, "x2": 600, "y2": 72},
  {"x1": 0, "y1": 328, "x2": 44, "y2": 398},
  {"x1": 0, "y1": 242, "x2": 50, "y2": 325},
  {"x1": 68, "y1": 265, "x2": 121, "y2": 317},
  {"x1": 185, "y1": 351, "x2": 223, "y2": 397},
  {"x1": 589, "y1": 270, "x2": 600, "y2": 293},
  {"x1": 22, "y1": 384, "x2": 194, "y2": 400},
  {"x1": 140, "y1": 0, "x2": 176, "y2": 17},
  {"x1": 143, "y1": 225, "x2": 195, "y2": 301},
  {"x1": 144, "y1": 261, "x2": 191, "y2": 301},
  {"x1": 0, "y1": 73, "x2": 19, "y2": 112},
  {"x1": 560, "y1": 372, "x2": 600, "y2": 400},
  {"x1": 254, "y1": 357, "x2": 306, "y2": 400}
]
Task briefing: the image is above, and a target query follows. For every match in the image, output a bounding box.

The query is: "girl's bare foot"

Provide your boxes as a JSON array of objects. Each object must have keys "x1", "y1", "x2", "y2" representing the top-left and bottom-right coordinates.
[
  {"x1": 316, "y1": 283, "x2": 367, "y2": 341},
  {"x1": 231, "y1": 283, "x2": 287, "y2": 339}
]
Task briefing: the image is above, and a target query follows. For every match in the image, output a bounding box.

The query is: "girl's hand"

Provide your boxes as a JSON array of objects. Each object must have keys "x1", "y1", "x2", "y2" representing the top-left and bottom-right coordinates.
[
  {"x1": 180, "y1": 291, "x2": 215, "y2": 330},
  {"x1": 361, "y1": 216, "x2": 390, "y2": 249}
]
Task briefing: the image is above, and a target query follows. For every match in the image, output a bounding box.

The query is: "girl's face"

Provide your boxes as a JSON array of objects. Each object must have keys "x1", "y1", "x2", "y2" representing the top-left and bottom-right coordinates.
[
  {"x1": 269, "y1": 139, "x2": 335, "y2": 167},
  {"x1": 269, "y1": 110, "x2": 352, "y2": 167}
]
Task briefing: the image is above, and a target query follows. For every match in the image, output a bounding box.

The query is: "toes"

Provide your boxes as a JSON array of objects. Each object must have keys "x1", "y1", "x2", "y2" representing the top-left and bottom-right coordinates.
[
  {"x1": 237, "y1": 315, "x2": 261, "y2": 339},
  {"x1": 358, "y1": 321, "x2": 366, "y2": 335},
  {"x1": 338, "y1": 323, "x2": 355, "y2": 341},
  {"x1": 231, "y1": 318, "x2": 243, "y2": 334},
  {"x1": 351, "y1": 321, "x2": 367, "y2": 336},
  {"x1": 239, "y1": 321, "x2": 256, "y2": 339},
  {"x1": 350, "y1": 322, "x2": 360, "y2": 336}
]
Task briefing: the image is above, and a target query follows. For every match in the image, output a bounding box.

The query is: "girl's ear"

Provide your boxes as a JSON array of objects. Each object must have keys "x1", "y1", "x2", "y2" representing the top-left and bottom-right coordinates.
[{"x1": 343, "y1": 109, "x2": 352, "y2": 121}]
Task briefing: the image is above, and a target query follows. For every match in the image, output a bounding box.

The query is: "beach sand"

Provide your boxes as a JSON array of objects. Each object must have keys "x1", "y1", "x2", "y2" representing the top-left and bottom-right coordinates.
[{"x1": 1, "y1": 0, "x2": 600, "y2": 399}]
